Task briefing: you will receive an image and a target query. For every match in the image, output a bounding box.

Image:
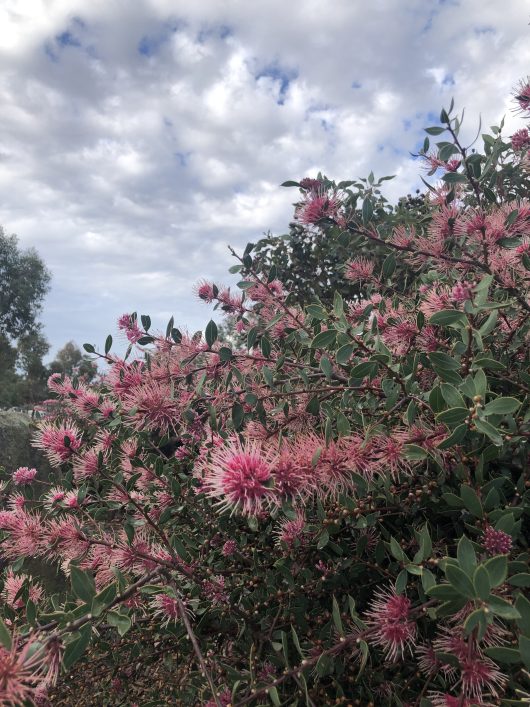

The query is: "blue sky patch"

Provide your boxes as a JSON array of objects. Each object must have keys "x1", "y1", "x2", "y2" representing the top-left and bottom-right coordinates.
[{"x1": 255, "y1": 64, "x2": 298, "y2": 105}]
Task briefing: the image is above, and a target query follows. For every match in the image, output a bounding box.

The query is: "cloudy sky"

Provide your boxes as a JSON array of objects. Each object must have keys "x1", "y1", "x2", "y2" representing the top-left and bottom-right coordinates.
[{"x1": 1, "y1": 0, "x2": 530, "y2": 359}]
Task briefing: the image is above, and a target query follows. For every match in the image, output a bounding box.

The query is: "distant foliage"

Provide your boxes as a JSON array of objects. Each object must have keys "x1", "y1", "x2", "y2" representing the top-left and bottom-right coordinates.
[{"x1": 1, "y1": 79, "x2": 530, "y2": 706}]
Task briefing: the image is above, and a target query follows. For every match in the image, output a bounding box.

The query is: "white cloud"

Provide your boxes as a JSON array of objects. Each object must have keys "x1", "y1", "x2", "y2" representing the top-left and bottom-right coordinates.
[{"x1": 0, "y1": 0, "x2": 529, "y2": 357}]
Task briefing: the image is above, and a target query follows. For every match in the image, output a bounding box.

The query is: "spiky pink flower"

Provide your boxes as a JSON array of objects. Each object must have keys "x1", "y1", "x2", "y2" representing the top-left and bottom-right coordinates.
[
  {"x1": 274, "y1": 512, "x2": 307, "y2": 548},
  {"x1": 33, "y1": 421, "x2": 82, "y2": 468},
  {"x1": 345, "y1": 257, "x2": 376, "y2": 283},
  {"x1": 459, "y1": 655, "x2": 507, "y2": 699},
  {"x1": 482, "y1": 526, "x2": 512, "y2": 555},
  {"x1": 200, "y1": 438, "x2": 276, "y2": 515},
  {"x1": 416, "y1": 643, "x2": 456, "y2": 678},
  {"x1": 0, "y1": 511, "x2": 45, "y2": 560},
  {"x1": 222, "y1": 540, "x2": 237, "y2": 556},
  {"x1": 42, "y1": 486, "x2": 66, "y2": 511},
  {"x1": 2, "y1": 570, "x2": 43, "y2": 609},
  {"x1": 451, "y1": 282, "x2": 472, "y2": 303},
  {"x1": 72, "y1": 449, "x2": 100, "y2": 480},
  {"x1": 194, "y1": 279, "x2": 216, "y2": 303},
  {"x1": 364, "y1": 587, "x2": 417, "y2": 661},
  {"x1": 514, "y1": 78, "x2": 530, "y2": 112},
  {"x1": 123, "y1": 381, "x2": 180, "y2": 434},
  {"x1": 13, "y1": 466, "x2": 37, "y2": 486},
  {"x1": 299, "y1": 177, "x2": 322, "y2": 192},
  {"x1": 202, "y1": 575, "x2": 228, "y2": 605},
  {"x1": 0, "y1": 636, "x2": 49, "y2": 705},
  {"x1": 296, "y1": 193, "x2": 342, "y2": 225},
  {"x1": 511, "y1": 127, "x2": 530, "y2": 150},
  {"x1": 117, "y1": 313, "x2": 143, "y2": 344},
  {"x1": 150, "y1": 593, "x2": 184, "y2": 626}
]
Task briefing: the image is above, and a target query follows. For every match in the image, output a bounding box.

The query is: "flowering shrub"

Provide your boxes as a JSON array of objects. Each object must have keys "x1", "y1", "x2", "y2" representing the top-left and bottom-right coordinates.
[{"x1": 1, "y1": 81, "x2": 530, "y2": 706}]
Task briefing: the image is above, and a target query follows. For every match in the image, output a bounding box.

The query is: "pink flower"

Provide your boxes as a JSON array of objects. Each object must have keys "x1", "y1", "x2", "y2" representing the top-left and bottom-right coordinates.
[
  {"x1": 12, "y1": 467, "x2": 37, "y2": 486},
  {"x1": 194, "y1": 279, "x2": 216, "y2": 303},
  {"x1": 150, "y1": 593, "x2": 185, "y2": 626},
  {"x1": 117, "y1": 313, "x2": 143, "y2": 344},
  {"x1": 274, "y1": 512, "x2": 307, "y2": 548},
  {"x1": 514, "y1": 78, "x2": 530, "y2": 112},
  {"x1": 221, "y1": 540, "x2": 237, "y2": 556},
  {"x1": 344, "y1": 257, "x2": 376, "y2": 283},
  {"x1": 202, "y1": 575, "x2": 228, "y2": 605},
  {"x1": 459, "y1": 655, "x2": 507, "y2": 700},
  {"x1": 296, "y1": 193, "x2": 343, "y2": 225},
  {"x1": 33, "y1": 421, "x2": 82, "y2": 467},
  {"x1": 200, "y1": 438, "x2": 277, "y2": 515},
  {"x1": 364, "y1": 587, "x2": 417, "y2": 661},
  {"x1": 511, "y1": 127, "x2": 530, "y2": 150},
  {"x1": 2, "y1": 569, "x2": 43, "y2": 609},
  {"x1": 123, "y1": 380, "x2": 180, "y2": 434},
  {"x1": 0, "y1": 636, "x2": 48, "y2": 705},
  {"x1": 482, "y1": 526, "x2": 512, "y2": 556}
]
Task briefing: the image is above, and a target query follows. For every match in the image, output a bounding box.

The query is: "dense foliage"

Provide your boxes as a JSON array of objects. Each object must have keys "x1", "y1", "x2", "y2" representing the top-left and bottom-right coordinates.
[{"x1": 1, "y1": 81, "x2": 530, "y2": 706}]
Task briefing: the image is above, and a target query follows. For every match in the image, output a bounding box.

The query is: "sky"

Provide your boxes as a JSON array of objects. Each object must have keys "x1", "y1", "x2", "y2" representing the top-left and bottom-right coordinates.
[{"x1": 1, "y1": 0, "x2": 530, "y2": 361}]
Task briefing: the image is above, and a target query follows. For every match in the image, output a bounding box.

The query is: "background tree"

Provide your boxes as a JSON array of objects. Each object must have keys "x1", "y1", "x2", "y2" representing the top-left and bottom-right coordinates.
[
  {"x1": 0, "y1": 227, "x2": 51, "y2": 406},
  {"x1": 0, "y1": 227, "x2": 51, "y2": 340},
  {"x1": 48, "y1": 341, "x2": 98, "y2": 382}
]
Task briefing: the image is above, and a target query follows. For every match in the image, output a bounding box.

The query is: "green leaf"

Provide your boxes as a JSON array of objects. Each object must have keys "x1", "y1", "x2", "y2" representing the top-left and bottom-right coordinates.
[
  {"x1": 311, "y1": 329, "x2": 337, "y2": 349},
  {"x1": 268, "y1": 686, "x2": 281, "y2": 706},
  {"x1": 306, "y1": 304, "x2": 327, "y2": 320},
  {"x1": 107, "y1": 610, "x2": 132, "y2": 636},
  {"x1": 473, "y1": 566, "x2": 491, "y2": 600},
  {"x1": 63, "y1": 626, "x2": 92, "y2": 670},
  {"x1": 440, "y1": 383, "x2": 466, "y2": 408},
  {"x1": 464, "y1": 609, "x2": 487, "y2": 637},
  {"x1": 425, "y1": 126, "x2": 445, "y2": 135},
  {"x1": 484, "y1": 555, "x2": 508, "y2": 588},
  {"x1": 104, "y1": 335, "x2": 113, "y2": 355},
  {"x1": 437, "y1": 423, "x2": 467, "y2": 450},
  {"x1": 483, "y1": 646, "x2": 521, "y2": 664},
  {"x1": 336, "y1": 343, "x2": 354, "y2": 365},
  {"x1": 516, "y1": 594, "x2": 530, "y2": 636},
  {"x1": 436, "y1": 407, "x2": 469, "y2": 426},
  {"x1": 473, "y1": 418, "x2": 503, "y2": 446},
  {"x1": 382, "y1": 253, "x2": 396, "y2": 279},
  {"x1": 70, "y1": 566, "x2": 96, "y2": 604},
  {"x1": 429, "y1": 310, "x2": 467, "y2": 326},
  {"x1": 508, "y1": 573, "x2": 530, "y2": 588},
  {"x1": 460, "y1": 485, "x2": 483, "y2": 518},
  {"x1": 0, "y1": 617, "x2": 12, "y2": 650},
  {"x1": 457, "y1": 536, "x2": 477, "y2": 576},
  {"x1": 390, "y1": 536, "x2": 406, "y2": 561},
  {"x1": 205, "y1": 320, "x2": 218, "y2": 347},
  {"x1": 442, "y1": 172, "x2": 468, "y2": 184},
  {"x1": 483, "y1": 397, "x2": 521, "y2": 415},
  {"x1": 441, "y1": 492, "x2": 464, "y2": 508},
  {"x1": 403, "y1": 444, "x2": 427, "y2": 460},
  {"x1": 315, "y1": 652, "x2": 333, "y2": 677},
  {"x1": 332, "y1": 596, "x2": 344, "y2": 636},
  {"x1": 350, "y1": 361, "x2": 378, "y2": 379},
  {"x1": 83, "y1": 343, "x2": 95, "y2": 353},
  {"x1": 446, "y1": 564, "x2": 476, "y2": 599},
  {"x1": 91, "y1": 583, "x2": 117, "y2": 618},
  {"x1": 232, "y1": 402, "x2": 245, "y2": 431},
  {"x1": 429, "y1": 352, "x2": 461, "y2": 370},
  {"x1": 427, "y1": 584, "x2": 461, "y2": 600},
  {"x1": 280, "y1": 180, "x2": 300, "y2": 187},
  {"x1": 317, "y1": 530, "x2": 329, "y2": 550},
  {"x1": 362, "y1": 198, "x2": 373, "y2": 225},
  {"x1": 520, "y1": 635, "x2": 530, "y2": 669},
  {"x1": 487, "y1": 595, "x2": 521, "y2": 620}
]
